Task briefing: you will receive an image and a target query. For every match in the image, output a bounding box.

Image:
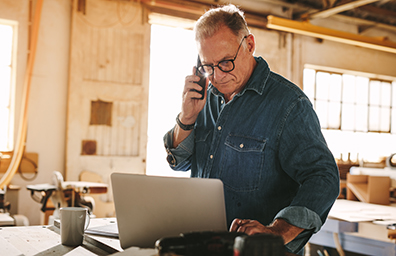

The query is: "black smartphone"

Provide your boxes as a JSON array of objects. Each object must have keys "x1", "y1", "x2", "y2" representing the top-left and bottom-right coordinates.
[{"x1": 193, "y1": 56, "x2": 206, "y2": 100}]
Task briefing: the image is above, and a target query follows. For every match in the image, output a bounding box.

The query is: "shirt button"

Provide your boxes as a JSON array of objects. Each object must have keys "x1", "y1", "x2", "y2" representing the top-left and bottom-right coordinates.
[
  {"x1": 217, "y1": 126, "x2": 222, "y2": 131},
  {"x1": 210, "y1": 155, "x2": 213, "y2": 159},
  {"x1": 240, "y1": 144, "x2": 244, "y2": 148}
]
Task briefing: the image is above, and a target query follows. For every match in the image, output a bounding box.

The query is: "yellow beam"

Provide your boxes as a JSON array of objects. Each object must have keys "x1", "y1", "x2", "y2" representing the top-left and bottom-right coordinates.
[{"x1": 267, "y1": 15, "x2": 396, "y2": 54}]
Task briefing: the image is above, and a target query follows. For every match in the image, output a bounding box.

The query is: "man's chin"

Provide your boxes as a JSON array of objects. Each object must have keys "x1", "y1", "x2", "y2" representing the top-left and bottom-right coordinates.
[{"x1": 214, "y1": 83, "x2": 232, "y2": 94}]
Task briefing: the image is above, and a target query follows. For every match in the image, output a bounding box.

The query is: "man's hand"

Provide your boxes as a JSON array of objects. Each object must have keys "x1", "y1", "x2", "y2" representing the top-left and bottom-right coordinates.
[
  {"x1": 229, "y1": 218, "x2": 304, "y2": 244},
  {"x1": 180, "y1": 67, "x2": 208, "y2": 123},
  {"x1": 172, "y1": 67, "x2": 208, "y2": 148}
]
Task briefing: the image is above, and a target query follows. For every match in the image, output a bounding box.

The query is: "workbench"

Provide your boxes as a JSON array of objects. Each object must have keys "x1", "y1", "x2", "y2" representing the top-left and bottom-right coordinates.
[
  {"x1": 0, "y1": 218, "x2": 156, "y2": 256},
  {"x1": 0, "y1": 217, "x2": 300, "y2": 256},
  {"x1": 309, "y1": 199, "x2": 396, "y2": 256}
]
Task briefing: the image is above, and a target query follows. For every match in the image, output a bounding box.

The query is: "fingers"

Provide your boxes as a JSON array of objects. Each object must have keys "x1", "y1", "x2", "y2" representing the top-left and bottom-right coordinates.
[
  {"x1": 230, "y1": 218, "x2": 242, "y2": 232},
  {"x1": 179, "y1": 67, "x2": 208, "y2": 123},
  {"x1": 230, "y1": 218, "x2": 251, "y2": 232},
  {"x1": 181, "y1": 73, "x2": 206, "y2": 107},
  {"x1": 183, "y1": 74, "x2": 204, "y2": 96},
  {"x1": 230, "y1": 219, "x2": 264, "y2": 235}
]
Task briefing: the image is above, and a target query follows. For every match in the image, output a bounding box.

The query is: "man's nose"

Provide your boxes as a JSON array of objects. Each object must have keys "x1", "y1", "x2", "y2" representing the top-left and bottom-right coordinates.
[{"x1": 213, "y1": 67, "x2": 227, "y2": 80}]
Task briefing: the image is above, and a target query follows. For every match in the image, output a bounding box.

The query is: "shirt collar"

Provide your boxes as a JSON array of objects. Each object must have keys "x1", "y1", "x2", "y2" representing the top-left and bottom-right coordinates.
[{"x1": 209, "y1": 56, "x2": 270, "y2": 98}]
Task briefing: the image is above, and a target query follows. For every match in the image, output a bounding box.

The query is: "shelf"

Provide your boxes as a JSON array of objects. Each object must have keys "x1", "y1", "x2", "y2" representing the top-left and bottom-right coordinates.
[{"x1": 347, "y1": 173, "x2": 391, "y2": 205}]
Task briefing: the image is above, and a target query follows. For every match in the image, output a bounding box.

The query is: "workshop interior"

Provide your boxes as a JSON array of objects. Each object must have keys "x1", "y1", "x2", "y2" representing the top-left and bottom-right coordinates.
[{"x1": 0, "y1": 0, "x2": 396, "y2": 255}]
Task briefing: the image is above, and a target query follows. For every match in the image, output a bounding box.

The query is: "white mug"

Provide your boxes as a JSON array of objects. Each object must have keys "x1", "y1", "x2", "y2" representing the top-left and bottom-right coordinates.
[{"x1": 60, "y1": 207, "x2": 90, "y2": 246}]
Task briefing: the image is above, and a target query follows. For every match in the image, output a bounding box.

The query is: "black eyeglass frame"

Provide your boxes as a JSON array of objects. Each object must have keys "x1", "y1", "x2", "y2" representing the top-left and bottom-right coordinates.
[{"x1": 197, "y1": 35, "x2": 248, "y2": 76}]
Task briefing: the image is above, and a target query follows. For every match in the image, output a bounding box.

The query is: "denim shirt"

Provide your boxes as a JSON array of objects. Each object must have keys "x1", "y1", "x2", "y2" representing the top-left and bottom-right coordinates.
[{"x1": 164, "y1": 57, "x2": 340, "y2": 254}]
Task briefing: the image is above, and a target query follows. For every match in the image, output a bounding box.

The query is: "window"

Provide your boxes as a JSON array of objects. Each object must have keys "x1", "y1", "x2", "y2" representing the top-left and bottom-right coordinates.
[
  {"x1": 146, "y1": 23, "x2": 196, "y2": 177},
  {"x1": 304, "y1": 66, "x2": 396, "y2": 162},
  {"x1": 0, "y1": 20, "x2": 17, "y2": 152},
  {"x1": 304, "y1": 69, "x2": 395, "y2": 133}
]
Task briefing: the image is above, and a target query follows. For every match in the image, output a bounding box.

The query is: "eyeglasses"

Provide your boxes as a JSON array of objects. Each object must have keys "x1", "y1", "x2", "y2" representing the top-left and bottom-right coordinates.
[{"x1": 197, "y1": 35, "x2": 248, "y2": 76}]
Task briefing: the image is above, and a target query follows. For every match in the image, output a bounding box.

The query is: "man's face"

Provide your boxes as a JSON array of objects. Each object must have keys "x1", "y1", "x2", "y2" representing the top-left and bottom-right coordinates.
[{"x1": 197, "y1": 26, "x2": 254, "y2": 99}]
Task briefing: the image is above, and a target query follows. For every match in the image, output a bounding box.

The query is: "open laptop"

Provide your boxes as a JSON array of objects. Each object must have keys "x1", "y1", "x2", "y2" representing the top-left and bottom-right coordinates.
[{"x1": 110, "y1": 172, "x2": 228, "y2": 249}]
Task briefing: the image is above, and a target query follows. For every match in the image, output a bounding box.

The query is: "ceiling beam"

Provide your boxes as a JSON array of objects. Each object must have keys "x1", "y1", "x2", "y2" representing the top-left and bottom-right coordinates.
[
  {"x1": 307, "y1": 0, "x2": 380, "y2": 19},
  {"x1": 359, "y1": 4, "x2": 396, "y2": 18},
  {"x1": 140, "y1": 0, "x2": 268, "y2": 28},
  {"x1": 267, "y1": 15, "x2": 396, "y2": 54}
]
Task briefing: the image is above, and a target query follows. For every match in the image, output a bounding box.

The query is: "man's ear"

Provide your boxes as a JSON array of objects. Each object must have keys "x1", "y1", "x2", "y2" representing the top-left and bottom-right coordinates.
[{"x1": 246, "y1": 34, "x2": 256, "y2": 54}]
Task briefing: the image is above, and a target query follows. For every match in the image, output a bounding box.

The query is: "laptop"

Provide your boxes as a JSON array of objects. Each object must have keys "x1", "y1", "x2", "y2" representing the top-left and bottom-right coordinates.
[{"x1": 110, "y1": 173, "x2": 228, "y2": 249}]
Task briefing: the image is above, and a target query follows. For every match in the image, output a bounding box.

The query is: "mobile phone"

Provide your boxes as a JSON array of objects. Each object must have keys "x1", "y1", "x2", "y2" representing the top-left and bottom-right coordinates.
[{"x1": 193, "y1": 56, "x2": 206, "y2": 100}]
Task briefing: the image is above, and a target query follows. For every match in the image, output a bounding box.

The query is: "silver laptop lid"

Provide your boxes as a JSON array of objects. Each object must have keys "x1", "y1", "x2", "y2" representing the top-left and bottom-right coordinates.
[{"x1": 111, "y1": 173, "x2": 227, "y2": 249}]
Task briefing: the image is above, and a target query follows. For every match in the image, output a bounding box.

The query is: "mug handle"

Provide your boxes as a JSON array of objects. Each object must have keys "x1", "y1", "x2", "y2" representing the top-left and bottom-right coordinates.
[{"x1": 84, "y1": 211, "x2": 91, "y2": 230}]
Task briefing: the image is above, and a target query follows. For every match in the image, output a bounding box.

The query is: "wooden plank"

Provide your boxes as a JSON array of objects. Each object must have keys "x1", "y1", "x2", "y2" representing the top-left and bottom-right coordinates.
[
  {"x1": 368, "y1": 176, "x2": 390, "y2": 205},
  {"x1": 110, "y1": 102, "x2": 118, "y2": 155},
  {"x1": 132, "y1": 103, "x2": 141, "y2": 156},
  {"x1": 124, "y1": 102, "x2": 132, "y2": 156},
  {"x1": 347, "y1": 183, "x2": 369, "y2": 202},
  {"x1": 267, "y1": 15, "x2": 396, "y2": 54},
  {"x1": 308, "y1": 0, "x2": 380, "y2": 19}
]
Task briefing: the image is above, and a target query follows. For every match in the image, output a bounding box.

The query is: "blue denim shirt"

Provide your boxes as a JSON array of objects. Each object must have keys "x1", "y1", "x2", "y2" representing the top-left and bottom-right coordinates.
[{"x1": 164, "y1": 57, "x2": 340, "y2": 254}]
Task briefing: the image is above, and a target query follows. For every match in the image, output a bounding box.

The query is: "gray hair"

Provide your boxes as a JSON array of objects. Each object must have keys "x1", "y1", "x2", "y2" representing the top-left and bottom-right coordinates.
[{"x1": 194, "y1": 4, "x2": 250, "y2": 42}]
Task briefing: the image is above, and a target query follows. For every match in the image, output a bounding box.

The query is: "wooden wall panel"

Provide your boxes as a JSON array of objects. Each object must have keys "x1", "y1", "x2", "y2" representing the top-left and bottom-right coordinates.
[
  {"x1": 81, "y1": 27, "x2": 144, "y2": 85},
  {"x1": 66, "y1": 0, "x2": 150, "y2": 181},
  {"x1": 86, "y1": 100, "x2": 141, "y2": 156}
]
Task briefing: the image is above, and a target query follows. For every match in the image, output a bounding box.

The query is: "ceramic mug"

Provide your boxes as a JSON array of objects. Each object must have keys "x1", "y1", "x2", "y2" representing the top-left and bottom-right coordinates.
[{"x1": 60, "y1": 207, "x2": 90, "y2": 246}]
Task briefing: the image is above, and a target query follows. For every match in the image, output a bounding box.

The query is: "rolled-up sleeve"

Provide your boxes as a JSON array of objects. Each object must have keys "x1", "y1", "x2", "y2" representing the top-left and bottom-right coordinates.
[
  {"x1": 163, "y1": 127, "x2": 195, "y2": 171},
  {"x1": 275, "y1": 206, "x2": 322, "y2": 253}
]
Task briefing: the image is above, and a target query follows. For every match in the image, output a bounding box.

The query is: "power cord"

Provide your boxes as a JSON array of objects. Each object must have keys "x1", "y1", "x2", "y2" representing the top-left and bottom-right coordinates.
[{"x1": 18, "y1": 154, "x2": 38, "y2": 181}]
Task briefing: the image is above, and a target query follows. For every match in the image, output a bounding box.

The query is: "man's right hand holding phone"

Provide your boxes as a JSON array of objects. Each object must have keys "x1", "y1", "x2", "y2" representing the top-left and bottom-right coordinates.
[{"x1": 172, "y1": 66, "x2": 208, "y2": 148}]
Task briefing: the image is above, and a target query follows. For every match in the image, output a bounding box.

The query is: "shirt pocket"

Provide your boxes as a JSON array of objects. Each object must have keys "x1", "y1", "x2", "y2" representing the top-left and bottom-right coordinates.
[{"x1": 220, "y1": 134, "x2": 266, "y2": 192}]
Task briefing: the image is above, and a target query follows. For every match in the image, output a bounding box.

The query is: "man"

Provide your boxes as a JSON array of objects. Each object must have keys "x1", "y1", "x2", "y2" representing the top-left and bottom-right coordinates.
[{"x1": 163, "y1": 4, "x2": 339, "y2": 255}]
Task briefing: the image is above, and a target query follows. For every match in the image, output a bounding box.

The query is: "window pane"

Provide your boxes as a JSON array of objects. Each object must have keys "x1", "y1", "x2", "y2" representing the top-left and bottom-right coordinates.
[
  {"x1": 316, "y1": 72, "x2": 330, "y2": 101},
  {"x1": 328, "y1": 101, "x2": 341, "y2": 129},
  {"x1": 369, "y1": 80, "x2": 381, "y2": 106},
  {"x1": 381, "y1": 81, "x2": 391, "y2": 107},
  {"x1": 329, "y1": 74, "x2": 342, "y2": 102},
  {"x1": 380, "y1": 107, "x2": 390, "y2": 132},
  {"x1": 0, "y1": 24, "x2": 13, "y2": 66},
  {"x1": 356, "y1": 76, "x2": 369, "y2": 104},
  {"x1": 368, "y1": 106, "x2": 380, "y2": 131},
  {"x1": 0, "y1": 66, "x2": 11, "y2": 107},
  {"x1": 342, "y1": 74, "x2": 356, "y2": 104}
]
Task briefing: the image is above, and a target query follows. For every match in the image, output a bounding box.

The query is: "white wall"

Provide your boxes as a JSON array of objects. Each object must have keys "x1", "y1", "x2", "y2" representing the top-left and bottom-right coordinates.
[{"x1": 0, "y1": 0, "x2": 395, "y2": 225}]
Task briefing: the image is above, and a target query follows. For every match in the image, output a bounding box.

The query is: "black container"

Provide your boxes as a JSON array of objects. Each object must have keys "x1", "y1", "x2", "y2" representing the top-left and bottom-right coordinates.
[{"x1": 233, "y1": 233, "x2": 285, "y2": 256}]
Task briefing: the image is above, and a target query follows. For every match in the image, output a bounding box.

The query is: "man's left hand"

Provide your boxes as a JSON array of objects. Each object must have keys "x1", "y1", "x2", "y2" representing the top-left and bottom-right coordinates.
[{"x1": 229, "y1": 218, "x2": 304, "y2": 244}]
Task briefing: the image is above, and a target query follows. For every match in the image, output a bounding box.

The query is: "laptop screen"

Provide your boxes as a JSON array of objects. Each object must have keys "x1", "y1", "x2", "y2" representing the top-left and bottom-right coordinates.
[{"x1": 111, "y1": 173, "x2": 228, "y2": 249}]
